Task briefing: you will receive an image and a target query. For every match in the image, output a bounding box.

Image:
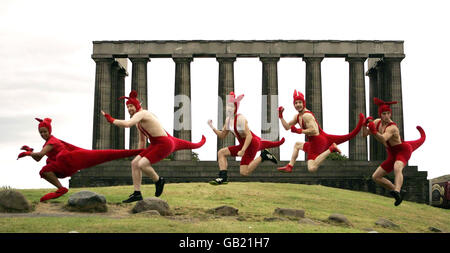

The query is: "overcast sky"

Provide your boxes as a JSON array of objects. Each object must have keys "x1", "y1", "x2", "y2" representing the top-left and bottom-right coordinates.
[{"x1": 1, "y1": 0, "x2": 449, "y2": 189}]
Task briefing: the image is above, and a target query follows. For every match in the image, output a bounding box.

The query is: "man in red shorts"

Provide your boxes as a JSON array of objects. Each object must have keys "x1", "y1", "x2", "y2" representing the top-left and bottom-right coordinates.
[
  {"x1": 17, "y1": 118, "x2": 144, "y2": 202},
  {"x1": 277, "y1": 90, "x2": 365, "y2": 173},
  {"x1": 207, "y1": 92, "x2": 285, "y2": 185},
  {"x1": 102, "y1": 90, "x2": 206, "y2": 202},
  {"x1": 362, "y1": 97, "x2": 425, "y2": 206}
]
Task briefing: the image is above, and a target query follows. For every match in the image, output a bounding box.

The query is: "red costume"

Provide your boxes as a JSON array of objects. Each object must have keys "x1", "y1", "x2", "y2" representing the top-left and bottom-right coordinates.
[
  {"x1": 112, "y1": 90, "x2": 206, "y2": 164},
  {"x1": 287, "y1": 90, "x2": 364, "y2": 161},
  {"x1": 226, "y1": 92, "x2": 285, "y2": 165},
  {"x1": 371, "y1": 98, "x2": 426, "y2": 173},
  {"x1": 18, "y1": 118, "x2": 145, "y2": 201}
]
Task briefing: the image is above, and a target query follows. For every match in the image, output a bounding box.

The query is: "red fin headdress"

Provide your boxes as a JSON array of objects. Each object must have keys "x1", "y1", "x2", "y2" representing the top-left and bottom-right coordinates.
[
  {"x1": 228, "y1": 91, "x2": 244, "y2": 115},
  {"x1": 119, "y1": 90, "x2": 142, "y2": 111},
  {"x1": 36, "y1": 117, "x2": 52, "y2": 134},
  {"x1": 373, "y1": 97, "x2": 397, "y2": 117},
  {"x1": 293, "y1": 89, "x2": 305, "y2": 106}
]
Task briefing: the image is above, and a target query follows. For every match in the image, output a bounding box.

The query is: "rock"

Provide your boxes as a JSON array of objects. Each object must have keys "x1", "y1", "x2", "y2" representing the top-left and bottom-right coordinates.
[
  {"x1": 67, "y1": 191, "x2": 107, "y2": 213},
  {"x1": 298, "y1": 218, "x2": 318, "y2": 225},
  {"x1": 428, "y1": 227, "x2": 443, "y2": 233},
  {"x1": 132, "y1": 197, "x2": 172, "y2": 216},
  {"x1": 0, "y1": 189, "x2": 32, "y2": 213},
  {"x1": 375, "y1": 218, "x2": 399, "y2": 229},
  {"x1": 207, "y1": 205, "x2": 239, "y2": 216},
  {"x1": 273, "y1": 208, "x2": 305, "y2": 218},
  {"x1": 328, "y1": 213, "x2": 353, "y2": 227}
]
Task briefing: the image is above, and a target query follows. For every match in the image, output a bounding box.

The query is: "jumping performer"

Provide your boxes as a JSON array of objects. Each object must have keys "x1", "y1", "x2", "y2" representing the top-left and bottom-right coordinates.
[
  {"x1": 277, "y1": 90, "x2": 365, "y2": 173},
  {"x1": 102, "y1": 90, "x2": 206, "y2": 202},
  {"x1": 17, "y1": 117, "x2": 144, "y2": 202},
  {"x1": 207, "y1": 91, "x2": 285, "y2": 185},
  {"x1": 362, "y1": 97, "x2": 425, "y2": 206}
]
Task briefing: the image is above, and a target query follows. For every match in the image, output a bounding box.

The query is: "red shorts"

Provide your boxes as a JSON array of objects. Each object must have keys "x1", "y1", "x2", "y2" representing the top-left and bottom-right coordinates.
[
  {"x1": 228, "y1": 136, "x2": 261, "y2": 165},
  {"x1": 380, "y1": 142, "x2": 413, "y2": 173},
  {"x1": 139, "y1": 136, "x2": 174, "y2": 164},
  {"x1": 39, "y1": 152, "x2": 81, "y2": 179},
  {"x1": 303, "y1": 133, "x2": 331, "y2": 161}
]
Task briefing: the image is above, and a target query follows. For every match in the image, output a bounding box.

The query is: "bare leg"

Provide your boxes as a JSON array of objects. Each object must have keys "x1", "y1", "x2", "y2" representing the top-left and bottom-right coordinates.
[
  {"x1": 131, "y1": 156, "x2": 143, "y2": 191},
  {"x1": 393, "y1": 161, "x2": 405, "y2": 192},
  {"x1": 372, "y1": 166, "x2": 395, "y2": 191},
  {"x1": 218, "y1": 148, "x2": 231, "y2": 171},
  {"x1": 307, "y1": 143, "x2": 340, "y2": 173},
  {"x1": 137, "y1": 157, "x2": 159, "y2": 182},
  {"x1": 289, "y1": 142, "x2": 304, "y2": 166},
  {"x1": 240, "y1": 157, "x2": 262, "y2": 176},
  {"x1": 41, "y1": 172, "x2": 63, "y2": 188}
]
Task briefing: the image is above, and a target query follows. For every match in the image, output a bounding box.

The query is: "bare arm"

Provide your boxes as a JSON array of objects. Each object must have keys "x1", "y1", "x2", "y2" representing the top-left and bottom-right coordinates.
[
  {"x1": 281, "y1": 114, "x2": 298, "y2": 131},
  {"x1": 301, "y1": 113, "x2": 319, "y2": 136},
  {"x1": 113, "y1": 111, "x2": 145, "y2": 128},
  {"x1": 30, "y1": 145, "x2": 53, "y2": 162},
  {"x1": 208, "y1": 119, "x2": 229, "y2": 139}
]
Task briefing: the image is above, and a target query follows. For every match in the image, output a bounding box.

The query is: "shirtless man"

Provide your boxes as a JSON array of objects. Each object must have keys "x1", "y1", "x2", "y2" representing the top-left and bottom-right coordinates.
[
  {"x1": 277, "y1": 90, "x2": 364, "y2": 173},
  {"x1": 102, "y1": 90, "x2": 206, "y2": 202},
  {"x1": 207, "y1": 92, "x2": 285, "y2": 185},
  {"x1": 362, "y1": 97, "x2": 425, "y2": 206}
]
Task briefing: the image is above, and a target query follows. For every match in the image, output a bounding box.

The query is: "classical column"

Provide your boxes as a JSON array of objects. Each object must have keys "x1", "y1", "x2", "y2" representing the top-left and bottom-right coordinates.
[
  {"x1": 367, "y1": 62, "x2": 382, "y2": 161},
  {"x1": 91, "y1": 55, "x2": 114, "y2": 150},
  {"x1": 303, "y1": 54, "x2": 324, "y2": 127},
  {"x1": 129, "y1": 55, "x2": 150, "y2": 149},
  {"x1": 260, "y1": 55, "x2": 280, "y2": 158},
  {"x1": 217, "y1": 54, "x2": 236, "y2": 160},
  {"x1": 346, "y1": 55, "x2": 368, "y2": 160},
  {"x1": 110, "y1": 61, "x2": 127, "y2": 149},
  {"x1": 173, "y1": 55, "x2": 193, "y2": 160},
  {"x1": 383, "y1": 54, "x2": 405, "y2": 140},
  {"x1": 373, "y1": 60, "x2": 388, "y2": 160}
]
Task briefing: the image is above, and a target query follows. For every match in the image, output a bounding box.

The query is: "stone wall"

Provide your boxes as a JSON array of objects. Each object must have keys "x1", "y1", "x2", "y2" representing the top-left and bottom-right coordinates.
[{"x1": 69, "y1": 160, "x2": 429, "y2": 204}]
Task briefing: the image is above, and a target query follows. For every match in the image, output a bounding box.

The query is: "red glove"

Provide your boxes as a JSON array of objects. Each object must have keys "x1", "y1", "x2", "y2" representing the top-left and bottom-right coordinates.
[
  {"x1": 17, "y1": 151, "x2": 32, "y2": 160},
  {"x1": 290, "y1": 125, "x2": 303, "y2": 134},
  {"x1": 21, "y1": 145, "x2": 34, "y2": 152},
  {"x1": 368, "y1": 121, "x2": 378, "y2": 135},
  {"x1": 103, "y1": 113, "x2": 115, "y2": 124},
  {"x1": 278, "y1": 106, "x2": 284, "y2": 119},
  {"x1": 364, "y1": 116, "x2": 374, "y2": 126}
]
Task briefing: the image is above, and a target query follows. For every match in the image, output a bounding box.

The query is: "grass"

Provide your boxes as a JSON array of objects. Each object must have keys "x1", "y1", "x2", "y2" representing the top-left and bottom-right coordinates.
[{"x1": 0, "y1": 182, "x2": 449, "y2": 233}]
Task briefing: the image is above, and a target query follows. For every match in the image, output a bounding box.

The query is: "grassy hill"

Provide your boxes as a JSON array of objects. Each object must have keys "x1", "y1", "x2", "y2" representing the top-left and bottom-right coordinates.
[{"x1": 0, "y1": 182, "x2": 449, "y2": 233}]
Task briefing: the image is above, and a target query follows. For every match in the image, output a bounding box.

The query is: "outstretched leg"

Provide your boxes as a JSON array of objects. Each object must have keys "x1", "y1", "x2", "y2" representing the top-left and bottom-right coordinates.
[
  {"x1": 393, "y1": 160, "x2": 405, "y2": 192},
  {"x1": 240, "y1": 157, "x2": 262, "y2": 176},
  {"x1": 278, "y1": 142, "x2": 304, "y2": 173},
  {"x1": 137, "y1": 157, "x2": 165, "y2": 197}
]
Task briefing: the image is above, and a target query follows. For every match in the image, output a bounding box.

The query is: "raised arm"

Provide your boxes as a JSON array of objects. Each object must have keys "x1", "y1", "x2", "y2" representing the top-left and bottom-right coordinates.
[
  {"x1": 102, "y1": 110, "x2": 145, "y2": 128},
  {"x1": 207, "y1": 119, "x2": 229, "y2": 139}
]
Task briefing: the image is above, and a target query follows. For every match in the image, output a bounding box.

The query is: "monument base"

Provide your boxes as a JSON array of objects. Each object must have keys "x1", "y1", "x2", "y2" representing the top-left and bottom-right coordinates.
[{"x1": 69, "y1": 160, "x2": 429, "y2": 204}]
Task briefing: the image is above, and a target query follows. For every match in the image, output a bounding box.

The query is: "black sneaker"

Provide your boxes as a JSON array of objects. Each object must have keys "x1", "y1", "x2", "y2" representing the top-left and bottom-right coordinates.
[
  {"x1": 155, "y1": 177, "x2": 165, "y2": 197},
  {"x1": 390, "y1": 190, "x2": 403, "y2": 206},
  {"x1": 400, "y1": 189, "x2": 407, "y2": 201},
  {"x1": 209, "y1": 177, "x2": 228, "y2": 185},
  {"x1": 122, "y1": 192, "x2": 143, "y2": 203},
  {"x1": 261, "y1": 149, "x2": 278, "y2": 164}
]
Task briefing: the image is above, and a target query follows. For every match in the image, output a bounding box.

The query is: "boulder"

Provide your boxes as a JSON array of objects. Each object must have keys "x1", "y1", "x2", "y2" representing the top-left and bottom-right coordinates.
[
  {"x1": 67, "y1": 191, "x2": 107, "y2": 213},
  {"x1": 375, "y1": 218, "x2": 399, "y2": 229},
  {"x1": 0, "y1": 189, "x2": 32, "y2": 213},
  {"x1": 274, "y1": 208, "x2": 305, "y2": 218},
  {"x1": 132, "y1": 197, "x2": 172, "y2": 216},
  {"x1": 328, "y1": 213, "x2": 353, "y2": 227},
  {"x1": 428, "y1": 226, "x2": 443, "y2": 233},
  {"x1": 207, "y1": 205, "x2": 239, "y2": 216}
]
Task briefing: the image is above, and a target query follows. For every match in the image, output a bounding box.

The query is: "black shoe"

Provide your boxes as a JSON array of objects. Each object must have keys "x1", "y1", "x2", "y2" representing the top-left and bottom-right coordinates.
[
  {"x1": 390, "y1": 191, "x2": 403, "y2": 206},
  {"x1": 122, "y1": 192, "x2": 143, "y2": 203},
  {"x1": 155, "y1": 177, "x2": 165, "y2": 197},
  {"x1": 261, "y1": 149, "x2": 278, "y2": 164},
  {"x1": 209, "y1": 177, "x2": 228, "y2": 185}
]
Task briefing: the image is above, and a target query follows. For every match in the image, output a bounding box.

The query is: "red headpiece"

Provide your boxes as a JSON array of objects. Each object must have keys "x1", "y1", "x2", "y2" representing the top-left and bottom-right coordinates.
[
  {"x1": 293, "y1": 89, "x2": 305, "y2": 106},
  {"x1": 228, "y1": 91, "x2": 244, "y2": 115},
  {"x1": 36, "y1": 117, "x2": 52, "y2": 134},
  {"x1": 373, "y1": 97, "x2": 397, "y2": 116},
  {"x1": 119, "y1": 90, "x2": 142, "y2": 111}
]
